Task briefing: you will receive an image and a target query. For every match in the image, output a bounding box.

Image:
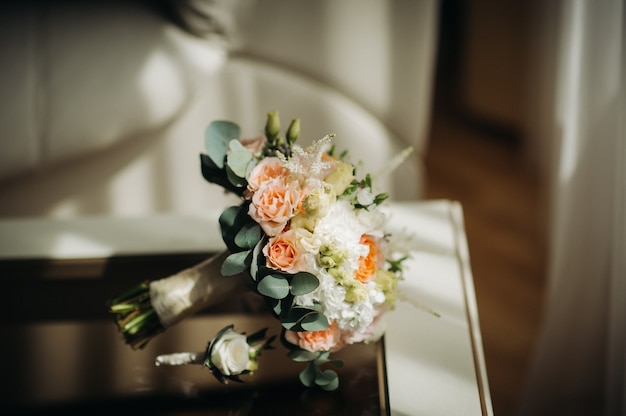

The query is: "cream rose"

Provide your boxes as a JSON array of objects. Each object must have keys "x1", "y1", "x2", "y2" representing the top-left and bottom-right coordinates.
[
  {"x1": 263, "y1": 229, "x2": 308, "y2": 273},
  {"x1": 248, "y1": 178, "x2": 301, "y2": 236},
  {"x1": 324, "y1": 161, "x2": 355, "y2": 195},
  {"x1": 303, "y1": 184, "x2": 336, "y2": 219},
  {"x1": 210, "y1": 329, "x2": 251, "y2": 376}
]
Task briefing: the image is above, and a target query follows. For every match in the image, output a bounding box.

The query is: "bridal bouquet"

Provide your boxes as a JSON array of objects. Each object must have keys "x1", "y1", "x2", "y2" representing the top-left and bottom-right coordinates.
[{"x1": 108, "y1": 111, "x2": 410, "y2": 390}]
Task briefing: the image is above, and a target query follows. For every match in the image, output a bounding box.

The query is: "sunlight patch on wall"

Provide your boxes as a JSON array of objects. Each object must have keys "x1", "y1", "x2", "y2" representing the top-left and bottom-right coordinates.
[
  {"x1": 137, "y1": 50, "x2": 187, "y2": 122},
  {"x1": 556, "y1": 0, "x2": 584, "y2": 184}
]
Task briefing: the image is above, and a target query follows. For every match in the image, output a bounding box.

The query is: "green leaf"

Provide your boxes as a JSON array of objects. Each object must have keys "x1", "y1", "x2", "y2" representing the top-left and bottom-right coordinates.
[
  {"x1": 235, "y1": 223, "x2": 262, "y2": 250},
  {"x1": 280, "y1": 306, "x2": 310, "y2": 330},
  {"x1": 271, "y1": 296, "x2": 294, "y2": 317},
  {"x1": 290, "y1": 272, "x2": 319, "y2": 296},
  {"x1": 265, "y1": 297, "x2": 280, "y2": 315},
  {"x1": 328, "y1": 359, "x2": 344, "y2": 368},
  {"x1": 316, "y1": 369, "x2": 339, "y2": 391},
  {"x1": 300, "y1": 311, "x2": 329, "y2": 332},
  {"x1": 226, "y1": 163, "x2": 247, "y2": 188},
  {"x1": 227, "y1": 139, "x2": 255, "y2": 178},
  {"x1": 221, "y1": 250, "x2": 252, "y2": 276},
  {"x1": 200, "y1": 154, "x2": 245, "y2": 196},
  {"x1": 299, "y1": 362, "x2": 317, "y2": 387},
  {"x1": 250, "y1": 238, "x2": 266, "y2": 281},
  {"x1": 219, "y1": 204, "x2": 252, "y2": 252},
  {"x1": 205, "y1": 121, "x2": 240, "y2": 168},
  {"x1": 287, "y1": 349, "x2": 320, "y2": 362},
  {"x1": 256, "y1": 265, "x2": 278, "y2": 279},
  {"x1": 257, "y1": 274, "x2": 290, "y2": 299},
  {"x1": 219, "y1": 205, "x2": 240, "y2": 231},
  {"x1": 246, "y1": 327, "x2": 269, "y2": 345},
  {"x1": 280, "y1": 306, "x2": 328, "y2": 331}
]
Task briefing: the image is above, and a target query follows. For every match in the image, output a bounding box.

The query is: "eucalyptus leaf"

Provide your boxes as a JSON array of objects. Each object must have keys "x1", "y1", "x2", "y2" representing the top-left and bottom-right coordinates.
[
  {"x1": 219, "y1": 206, "x2": 242, "y2": 251},
  {"x1": 273, "y1": 296, "x2": 294, "y2": 319},
  {"x1": 219, "y1": 205, "x2": 240, "y2": 231},
  {"x1": 321, "y1": 379, "x2": 339, "y2": 391},
  {"x1": 219, "y1": 204, "x2": 252, "y2": 251},
  {"x1": 221, "y1": 250, "x2": 252, "y2": 276},
  {"x1": 205, "y1": 121, "x2": 240, "y2": 168},
  {"x1": 315, "y1": 369, "x2": 337, "y2": 386},
  {"x1": 257, "y1": 274, "x2": 290, "y2": 299},
  {"x1": 226, "y1": 164, "x2": 247, "y2": 188},
  {"x1": 280, "y1": 306, "x2": 311, "y2": 330},
  {"x1": 287, "y1": 349, "x2": 320, "y2": 362},
  {"x1": 329, "y1": 359, "x2": 344, "y2": 368},
  {"x1": 321, "y1": 378, "x2": 339, "y2": 391},
  {"x1": 317, "y1": 370, "x2": 339, "y2": 391},
  {"x1": 234, "y1": 223, "x2": 262, "y2": 250},
  {"x1": 200, "y1": 154, "x2": 244, "y2": 196},
  {"x1": 290, "y1": 272, "x2": 319, "y2": 296},
  {"x1": 250, "y1": 238, "x2": 266, "y2": 280},
  {"x1": 227, "y1": 139, "x2": 254, "y2": 178},
  {"x1": 299, "y1": 362, "x2": 317, "y2": 388},
  {"x1": 279, "y1": 298, "x2": 292, "y2": 318},
  {"x1": 265, "y1": 297, "x2": 281, "y2": 315},
  {"x1": 299, "y1": 311, "x2": 329, "y2": 332},
  {"x1": 256, "y1": 265, "x2": 279, "y2": 279}
]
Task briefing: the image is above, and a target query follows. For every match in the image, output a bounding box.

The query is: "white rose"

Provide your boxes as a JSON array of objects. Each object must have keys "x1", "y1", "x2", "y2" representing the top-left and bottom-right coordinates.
[
  {"x1": 356, "y1": 207, "x2": 387, "y2": 237},
  {"x1": 210, "y1": 329, "x2": 250, "y2": 375},
  {"x1": 356, "y1": 187, "x2": 375, "y2": 206}
]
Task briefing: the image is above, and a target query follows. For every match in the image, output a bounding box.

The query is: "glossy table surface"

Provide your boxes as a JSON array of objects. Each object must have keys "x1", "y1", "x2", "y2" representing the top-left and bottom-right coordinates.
[{"x1": 0, "y1": 200, "x2": 493, "y2": 415}]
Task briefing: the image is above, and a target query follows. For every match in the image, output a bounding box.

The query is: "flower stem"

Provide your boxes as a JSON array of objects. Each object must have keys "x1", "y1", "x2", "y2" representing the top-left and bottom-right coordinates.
[{"x1": 108, "y1": 281, "x2": 165, "y2": 349}]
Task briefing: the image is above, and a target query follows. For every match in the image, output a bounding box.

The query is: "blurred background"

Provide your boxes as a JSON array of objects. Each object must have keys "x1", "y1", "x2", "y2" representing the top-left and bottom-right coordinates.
[
  {"x1": 428, "y1": 1, "x2": 547, "y2": 414},
  {"x1": 0, "y1": 1, "x2": 623, "y2": 415}
]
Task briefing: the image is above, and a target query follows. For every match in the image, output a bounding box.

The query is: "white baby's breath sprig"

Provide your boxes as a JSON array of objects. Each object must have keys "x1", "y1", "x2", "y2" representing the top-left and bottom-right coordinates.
[{"x1": 284, "y1": 134, "x2": 336, "y2": 177}]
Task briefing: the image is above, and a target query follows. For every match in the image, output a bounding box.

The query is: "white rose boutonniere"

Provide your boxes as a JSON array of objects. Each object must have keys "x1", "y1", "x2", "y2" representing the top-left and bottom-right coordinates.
[
  {"x1": 209, "y1": 328, "x2": 253, "y2": 376},
  {"x1": 155, "y1": 325, "x2": 274, "y2": 383}
]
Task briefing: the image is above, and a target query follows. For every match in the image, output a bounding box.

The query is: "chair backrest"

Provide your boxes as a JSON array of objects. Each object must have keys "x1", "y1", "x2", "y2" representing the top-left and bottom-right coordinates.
[{"x1": 0, "y1": 1, "x2": 438, "y2": 219}]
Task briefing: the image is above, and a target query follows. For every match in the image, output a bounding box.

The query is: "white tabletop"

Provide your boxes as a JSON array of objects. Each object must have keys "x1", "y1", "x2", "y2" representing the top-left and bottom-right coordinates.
[{"x1": 0, "y1": 200, "x2": 493, "y2": 415}]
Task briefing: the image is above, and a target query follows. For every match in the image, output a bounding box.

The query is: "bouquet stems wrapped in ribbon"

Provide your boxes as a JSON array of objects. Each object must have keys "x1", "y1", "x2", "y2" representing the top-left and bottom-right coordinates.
[
  {"x1": 108, "y1": 111, "x2": 413, "y2": 390},
  {"x1": 108, "y1": 251, "x2": 249, "y2": 349}
]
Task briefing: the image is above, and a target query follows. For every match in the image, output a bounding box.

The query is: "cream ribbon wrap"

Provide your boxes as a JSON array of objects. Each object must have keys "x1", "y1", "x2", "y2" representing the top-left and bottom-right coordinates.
[
  {"x1": 149, "y1": 251, "x2": 248, "y2": 328},
  {"x1": 155, "y1": 352, "x2": 204, "y2": 366}
]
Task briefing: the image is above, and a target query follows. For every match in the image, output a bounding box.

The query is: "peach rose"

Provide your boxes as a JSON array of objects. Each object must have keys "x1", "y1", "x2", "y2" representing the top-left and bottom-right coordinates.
[
  {"x1": 247, "y1": 157, "x2": 287, "y2": 192},
  {"x1": 263, "y1": 229, "x2": 308, "y2": 273},
  {"x1": 355, "y1": 234, "x2": 379, "y2": 283},
  {"x1": 249, "y1": 178, "x2": 301, "y2": 236},
  {"x1": 285, "y1": 321, "x2": 344, "y2": 353}
]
